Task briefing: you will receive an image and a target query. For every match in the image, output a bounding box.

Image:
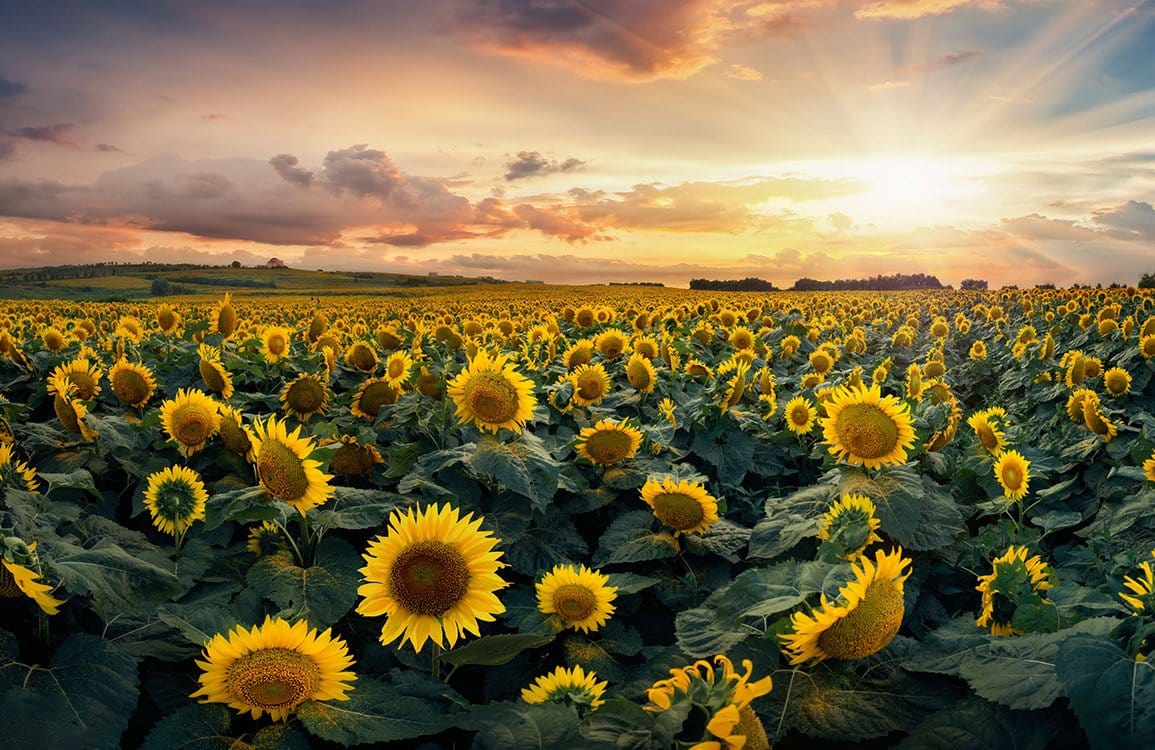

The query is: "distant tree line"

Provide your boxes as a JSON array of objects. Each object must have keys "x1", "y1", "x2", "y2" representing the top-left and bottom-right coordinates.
[
  {"x1": 689, "y1": 277, "x2": 779, "y2": 291},
  {"x1": 609, "y1": 281, "x2": 665, "y2": 287},
  {"x1": 959, "y1": 278, "x2": 988, "y2": 290},
  {"x1": 790, "y1": 273, "x2": 944, "y2": 291}
]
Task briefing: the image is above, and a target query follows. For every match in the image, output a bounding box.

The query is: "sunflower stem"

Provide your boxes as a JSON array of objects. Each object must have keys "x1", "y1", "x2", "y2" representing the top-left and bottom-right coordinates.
[
  {"x1": 274, "y1": 517, "x2": 306, "y2": 568},
  {"x1": 430, "y1": 643, "x2": 443, "y2": 680}
]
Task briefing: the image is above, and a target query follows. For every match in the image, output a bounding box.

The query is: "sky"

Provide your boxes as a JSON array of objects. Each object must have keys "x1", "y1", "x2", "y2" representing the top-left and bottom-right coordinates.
[{"x1": 1, "y1": 0, "x2": 1154, "y2": 288}]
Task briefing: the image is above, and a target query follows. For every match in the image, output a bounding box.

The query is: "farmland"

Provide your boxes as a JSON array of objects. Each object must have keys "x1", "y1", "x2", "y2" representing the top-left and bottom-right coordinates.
[{"x1": 1, "y1": 284, "x2": 1153, "y2": 749}]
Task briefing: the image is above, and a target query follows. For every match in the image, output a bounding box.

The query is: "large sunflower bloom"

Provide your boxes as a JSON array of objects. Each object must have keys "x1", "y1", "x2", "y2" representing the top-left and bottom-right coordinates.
[
  {"x1": 575, "y1": 418, "x2": 642, "y2": 466},
  {"x1": 993, "y1": 449, "x2": 1030, "y2": 501},
  {"x1": 784, "y1": 395, "x2": 817, "y2": 435},
  {"x1": 569, "y1": 363, "x2": 612, "y2": 407},
  {"x1": 47, "y1": 358, "x2": 102, "y2": 401},
  {"x1": 383, "y1": 350, "x2": 414, "y2": 389},
  {"x1": 967, "y1": 407, "x2": 1008, "y2": 455},
  {"x1": 261, "y1": 326, "x2": 292, "y2": 364},
  {"x1": 820, "y1": 384, "x2": 916, "y2": 469},
  {"x1": 975, "y1": 546, "x2": 1052, "y2": 636},
  {"x1": 780, "y1": 548, "x2": 912, "y2": 664},
  {"x1": 250, "y1": 415, "x2": 333, "y2": 513},
  {"x1": 159, "y1": 388, "x2": 221, "y2": 457},
  {"x1": 191, "y1": 615, "x2": 356, "y2": 721},
  {"x1": 536, "y1": 563, "x2": 617, "y2": 633},
  {"x1": 198, "y1": 344, "x2": 235, "y2": 399},
  {"x1": 645, "y1": 655, "x2": 773, "y2": 750},
  {"x1": 357, "y1": 503, "x2": 509, "y2": 653},
  {"x1": 446, "y1": 350, "x2": 536, "y2": 434},
  {"x1": 521, "y1": 665, "x2": 607, "y2": 711},
  {"x1": 625, "y1": 351, "x2": 657, "y2": 394},
  {"x1": 108, "y1": 359, "x2": 157, "y2": 407},
  {"x1": 640, "y1": 476, "x2": 719, "y2": 536},
  {"x1": 143, "y1": 465, "x2": 209, "y2": 536},
  {"x1": 350, "y1": 377, "x2": 400, "y2": 420},
  {"x1": 280, "y1": 373, "x2": 330, "y2": 422}
]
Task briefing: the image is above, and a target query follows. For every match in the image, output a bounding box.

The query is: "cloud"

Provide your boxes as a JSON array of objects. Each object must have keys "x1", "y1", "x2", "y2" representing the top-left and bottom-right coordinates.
[
  {"x1": 4, "y1": 123, "x2": 77, "y2": 146},
  {"x1": 854, "y1": 0, "x2": 1003, "y2": 21},
  {"x1": 0, "y1": 141, "x2": 14, "y2": 161},
  {"x1": 503, "y1": 151, "x2": 586, "y2": 181},
  {"x1": 867, "y1": 80, "x2": 911, "y2": 92},
  {"x1": 1091, "y1": 200, "x2": 1155, "y2": 241},
  {"x1": 723, "y1": 63, "x2": 763, "y2": 81},
  {"x1": 94, "y1": 143, "x2": 123, "y2": 153},
  {"x1": 269, "y1": 153, "x2": 314, "y2": 187},
  {"x1": 201, "y1": 113, "x2": 226, "y2": 121},
  {"x1": 900, "y1": 49, "x2": 982, "y2": 75},
  {"x1": 0, "y1": 75, "x2": 28, "y2": 101}
]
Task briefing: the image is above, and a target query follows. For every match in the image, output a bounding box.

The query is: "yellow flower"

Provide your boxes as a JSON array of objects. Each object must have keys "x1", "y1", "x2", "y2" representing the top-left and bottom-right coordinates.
[
  {"x1": 975, "y1": 546, "x2": 1052, "y2": 636},
  {"x1": 993, "y1": 449, "x2": 1030, "y2": 501},
  {"x1": 155, "y1": 305, "x2": 181, "y2": 333},
  {"x1": 250, "y1": 414, "x2": 333, "y2": 513},
  {"x1": 0, "y1": 443, "x2": 38, "y2": 492},
  {"x1": 594, "y1": 329, "x2": 629, "y2": 359},
  {"x1": 247, "y1": 521, "x2": 284, "y2": 558},
  {"x1": 325, "y1": 435, "x2": 384, "y2": 478},
  {"x1": 0, "y1": 543, "x2": 64, "y2": 615},
  {"x1": 1139, "y1": 334, "x2": 1155, "y2": 359},
  {"x1": 575, "y1": 418, "x2": 642, "y2": 466},
  {"x1": 1082, "y1": 398, "x2": 1119, "y2": 442},
  {"x1": 784, "y1": 396, "x2": 817, "y2": 435},
  {"x1": 197, "y1": 344, "x2": 235, "y2": 399},
  {"x1": 143, "y1": 465, "x2": 209, "y2": 536},
  {"x1": 261, "y1": 325, "x2": 293, "y2": 364},
  {"x1": 160, "y1": 388, "x2": 221, "y2": 457},
  {"x1": 48, "y1": 358, "x2": 103, "y2": 401},
  {"x1": 447, "y1": 350, "x2": 536, "y2": 433},
  {"x1": 344, "y1": 341, "x2": 379, "y2": 373},
  {"x1": 536, "y1": 563, "x2": 617, "y2": 633},
  {"x1": 383, "y1": 350, "x2": 414, "y2": 389},
  {"x1": 209, "y1": 293, "x2": 238, "y2": 338},
  {"x1": 658, "y1": 397, "x2": 678, "y2": 429},
  {"x1": 48, "y1": 372, "x2": 98, "y2": 442},
  {"x1": 217, "y1": 403, "x2": 255, "y2": 462},
  {"x1": 521, "y1": 665, "x2": 607, "y2": 710},
  {"x1": 108, "y1": 359, "x2": 157, "y2": 407},
  {"x1": 625, "y1": 351, "x2": 657, "y2": 393},
  {"x1": 967, "y1": 407, "x2": 1008, "y2": 455},
  {"x1": 1144, "y1": 450, "x2": 1155, "y2": 483},
  {"x1": 1103, "y1": 367, "x2": 1131, "y2": 397},
  {"x1": 562, "y1": 339, "x2": 595, "y2": 369},
  {"x1": 357, "y1": 503, "x2": 508, "y2": 652},
  {"x1": 191, "y1": 615, "x2": 356, "y2": 721},
  {"x1": 780, "y1": 548, "x2": 911, "y2": 664},
  {"x1": 569, "y1": 363, "x2": 612, "y2": 406},
  {"x1": 280, "y1": 373, "x2": 330, "y2": 421},
  {"x1": 820, "y1": 384, "x2": 916, "y2": 470},
  {"x1": 640, "y1": 476, "x2": 719, "y2": 536},
  {"x1": 1120, "y1": 561, "x2": 1155, "y2": 613},
  {"x1": 817, "y1": 494, "x2": 883, "y2": 562},
  {"x1": 645, "y1": 655, "x2": 772, "y2": 750}
]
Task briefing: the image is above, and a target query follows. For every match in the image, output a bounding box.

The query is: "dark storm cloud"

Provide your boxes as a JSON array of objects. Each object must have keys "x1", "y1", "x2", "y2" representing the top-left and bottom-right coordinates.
[
  {"x1": 269, "y1": 153, "x2": 314, "y2": 187},
  {"x1": 504, "y1": 151, "x2": 586, "y2": 181},
  {"x1": 5, "y1": 122, "x2": 77, "y2": 146}
]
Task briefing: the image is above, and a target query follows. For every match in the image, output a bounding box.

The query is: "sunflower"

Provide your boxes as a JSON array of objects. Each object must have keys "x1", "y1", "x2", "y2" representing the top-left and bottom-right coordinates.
[
  {"x1": 728, "y1": 326, "x2": 755, "y2": 351},
  {"x1": 975, "y1": 546, "x2": 1053, "y2": 636},
  {"x1": 569, "y1": 363, "x2": 612, "y2": 406},
  {"x1": 261, "y1": 326, "x2": 292, "y2": 364},
  {"x1": 1103, "y1": 367, "x2": 1131, "y2": 397},
  {"x1": 143, "y1": 465, "x2": 209, "y2": 536},
  {"x1": 324, "y1": 435, "x2": 384, "y2": 478},
  {"x1": 993, "y1": 450, "x2": 1031, "y2": 501},
  {"x1": 247, "y1": 521, "x2": 285, "y2": 558},
  {"x1": 562, "y1": 339, "x2": 595, "y2": 369},
  {"x1": 41, "y1": 326, "x2": 68, "y2": 353},
  {"x1": 645, "y1": 655, "x2": 772, "y2": 750},
  {"x1": 108, "y1": 359, "x2": 157, "y2": 407},
  {"x1": 784, "y1": 396, "x2": 817, "y2": 435},
  {"x1": 1120, "y1": 561, "x2": 1155, "y2": 613},
  {"x1": 595, "y1": 329, "x2": 629, "y2": 359},
  {"x1": 718, "y1": 361, "x2": 749, "y2": 413},
  {"x1": 160, "y1": 388, "x2": 220, "y2": 457},
  {"x1": 817, "y1": 494, "x2": 883, "y2": 562},
  {"x1": 217, "y1": 403, "x2": 255, "y2": 461},
  {"x1": 1140, "y1": 334, "x2": 1155, "y2": 359},
  {"x1": 207, "y1": 293, "x2": 238, "y2": 338},
  {"x1": 575, "y1": 418, "x2": 642, "y2": 466},
  {"x1": 344, "y1": 341, "x2": 379, "y2": 373},
  {"x1": 191, "y1": 615, "x2": 356, "y2": 721},
  {"x1": 447, "y1": 350, "x2": 536, "y2": 434},
  {"x1": 0, "y1": 443, "x2": 39, "y2": 492},
  {"x1": 1082, "y1": 398, "x2": 1119, "y2": 442},
  {"x1": 250, "y1": 415, "x2": 334, "y2": 513},
  {"x1": 809, "y1": 349, "x2": 834, "y2": 376},
  {"x1": 658, "y1": 397, "x2": 678, "y2": 429},
  {"x1": 279, "y1": 373, "x2": 330, "y2": 422},
  {"x1": 521, "y1": 665, "x2": 607, "y2": 711},
  {"x1": 780, "y1": 548, "x2": 911, "y2": 664},
  {"x1": 0, "y1": 541, "x2": 64, "y2": 616},
  {"x1": 48, "y1": 372, "x2": 98, "y2": 442},
  {"x1": 48, "y1": 358, "x2": 102, "y2": 401},
  {"x1": 633, "y1": 336, "x2": 659, "y2": 360},
  {"x1": 1145, "y1": 450, "x2": 1155, "y2": 482},
  {"x1": 967, "y1": 408, "x2": 1008, "y2": 455},
  {"x1": 383, "y1": 350, "x2": 414, "y2": 390},
  {"x1": 536, "y1": 563, "x2": 618, "y2": 633},
  {"x1": 155, "y1": 305, "x2": 181, "y2": 333},
  {"x1": 350, "y1": 377, "x2": 400, "y2": 420},
  {"x1": 1066, "y1": 388, "x2": 1096, "y2": 422},
  {"x1": 198, "y1": 344, "x2": 235, "y2": 399},
  {"x1": 820, "y1": 384, "x2": 916, "y2": 470},
  {"x1": 640, "y1": 476, "x2": 719, "y2": 536},
  {"x1": 626, "y1": 351, "x2": 657, "y2": 393},
  {"x1": 357, "y1": 503, "x2": 509, "y2": 652}
]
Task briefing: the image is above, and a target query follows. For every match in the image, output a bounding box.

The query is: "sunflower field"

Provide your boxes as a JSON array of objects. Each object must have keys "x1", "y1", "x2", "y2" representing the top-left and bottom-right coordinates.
[{"x1": 1, "y1": 286, "x2": 1155, "y2": 749}]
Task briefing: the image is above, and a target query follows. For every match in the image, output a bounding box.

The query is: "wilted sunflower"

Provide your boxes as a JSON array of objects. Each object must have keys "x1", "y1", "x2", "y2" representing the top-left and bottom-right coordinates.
[
  {"x1": 0, "y1": 541, "x2": 64, "y2": 615},
  {"x1": 536, "y1": 563, "x2": 618, "y2": 633},
  {"x1": 261, "y1": 325, "x2": 292, "y2": 364},
  {"x1": 658, "y1": 397, "x2": 678, "y2": 429},
  {"x1": 625, "y1": 351, "x2": 657, "y2": 393},
  {"x1": 48, "y1": 372, "x2": 98, "y2": 442},
  {"x1": 325, "y1": 435, "x2": 383, "y2": 478},
  {"x1": 198, "y1": 344, "x2": 235, "y2": 399},
  {"x1": 250, "y1": 414, "x2": 333, "y2": 513},
  {"x1": 357, "y1": 503, "x2": 509, "y2": 652},
  {"x1": 447, "y1": 350, "x2": 536, "y2": 434},
  {"x1": 975, "y1": 546, "x2": 1052, "y2": 636},
  {"x1": 575, "y1": 418, "x2": 642, "y2": 466},
  {"x1": 280, "y1": 373, "x2": 330, "y2": 421},
  {"x1": 217, "y1": 403, "x2": 255, "y2": 461},
  {"x1": 160, "y1": 388, "x2": 221, "y2": 457},
  {"x1": 521, "y1": 665, "x2": 607, "y2": 711},
  {"x1": 48, "y1": 358, "x2": 102, "y2": 401},
  {"x1": 143, "y1": 465, "x2": 209, "y2": 537},
  {"x1": 383, "y1": 350, "x2": 414, "y2": 389},
  {"x1": 350, "y1": 377, "x2": 400, "y2": 420},
  {"x1": 821, "y1": 384, "x2": 916, "y2": 470},
  {"x1": 784, "y1": 396, "x2": 817, "y2": 435},
  {"x1": 641, "y1": 476, "x2": 719, "y2": 536},
  {"x1": 780, "y1": 547, "x2": 911, "y2": 664},
  {"x1": 0, "y1": 443, "x2": 38, "y2": 492},
  {"x1": 108, "y1": 359, "x2": 157, "y2": 408},
  {"x1": 645, "y1": 655, "x2": 772, "y2": 750},
  {"x1": 191, "y1": 615, "x2": 356, "y2": 721},
  {"x1": 206, "y1": 293, "x2": 238, "y2": 338},
  {"x1": 967, "y1": 407, "x2": 1008, "y2": 455},
  {"x1": 817, "y1": 494, "x2": 883, "y2": 562},
  {"x1": 1120, "y1": 560, "x2": 1155, "y2": 613},
  {"x1": 569, "y1": 363, "x2": 612, "y2": 406}
]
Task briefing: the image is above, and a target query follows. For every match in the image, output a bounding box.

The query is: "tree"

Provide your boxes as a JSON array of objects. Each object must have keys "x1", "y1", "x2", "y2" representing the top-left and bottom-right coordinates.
[
  {"x1": 150, "y1": 278, "x2": 171, "y2": 296},
  {"x1": 1139, "y1": 272, "x2": 1155, "y2": 289},
  {"x1": 959, "y1": 278, "x2": 988, "y2": 291},
  {"x1": 230, "y1": 260, "x2": 242, "y2": 269}
]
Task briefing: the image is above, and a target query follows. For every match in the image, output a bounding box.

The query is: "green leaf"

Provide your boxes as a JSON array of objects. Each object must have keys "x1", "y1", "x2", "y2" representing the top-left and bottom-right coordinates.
[
  {"x1": 51, "y1": 540, "x2": 183, "y2": 617},
  {"x1": 309, "y1": 487, "x2": 405, "y2": 531},
  {"x1": 897, "y1": 698, "x2": 1054, "y2": 750},
  {"x1": 0, "y1": 634, "x2": 140, "y2": 750},
  {"x1": 469, "y1": 701, "x2": 584, "y2": 750},
  {"x1": 39, "y1": 469, "x2": 101, "y2": 499},
  {"x1": 594, "y1": 510, "x2": 678, "y2": 566},
  {"x1": 675, "y1": 607, "x2": 749, "y2": 658},
  {"x1": 841, "y1": 468, "x2": 964, "y2": 551},
  {"x1": 468, "y1": 434, "x2": 560, "y2": 511},
  {"x1": 691, "y1": 428, "x2": 755, "y2": 486},
  {"x1": 1056, "y1": 634, "x2": 1155, "y2": 750},
  {"x1": 581, "y1": 698, "x2": 658, "y2": 750},
  {"x1": 140, "y1": 703, "x2": 233, "y2": 750},
  {"x1": 687, "y1": 518, "x2": 750, "y2": 561},
  {"x1": 606, "y1": 572, "x2": 661, "y2": 595},
  {"x1": 248, "y1": 536, "x2": 361, "y2": 628},
  {"x1": 443, "y1": 633, "x2": 555, "y2": 668},
  {"x1": 298, "y1": 676, "x2": 455, "y2": 746},
  {"x1": 203, "y1": 485, "x2": 280, "y2": 531}
]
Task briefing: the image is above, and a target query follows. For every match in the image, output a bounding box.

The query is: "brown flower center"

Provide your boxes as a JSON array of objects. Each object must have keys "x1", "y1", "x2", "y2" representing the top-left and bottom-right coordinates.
[
  {"x1": 389, "y1": 540, "x2": 470, "y2": 616},
  {"x1": 817, "y1": 579, "x2": 904, "y2": 660},
  {"x1": 228, "y1": 647, "x2": 320, "y2": 712},
  {"x1": 834, "y1": 404, "x2": 899, "y2": 460},
  {"x1": 258, "y1": 439, "x2": 309, "y2": 501},
  {"x1": 650, "y1": 491, "x2": 705, "y2": 532},
  {"x1": 464, "y1": 373, "x2": 519, "y2": 424},
  {"x1": 553, "y1": 583, "x2": 597, "y2": 622}
]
